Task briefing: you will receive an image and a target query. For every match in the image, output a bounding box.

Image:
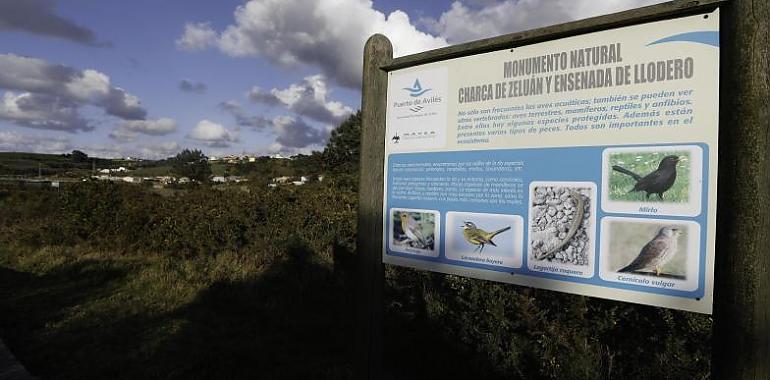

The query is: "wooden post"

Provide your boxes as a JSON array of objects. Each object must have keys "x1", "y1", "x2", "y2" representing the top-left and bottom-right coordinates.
[
  {"x1": 356, "y1": 34, "x2": 392, "y2": 380},
  {"x1": 713, "y1": 0, "x2": 770, "y2": 379}
]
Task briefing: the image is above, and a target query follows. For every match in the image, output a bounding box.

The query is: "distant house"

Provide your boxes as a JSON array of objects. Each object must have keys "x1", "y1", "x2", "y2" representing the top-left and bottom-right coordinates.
[
  {"x1": 300, "y1": 176, "x2": 309, "y2": 183},
  {"x1": 212, "y1": 176, "x2": 226, "y2": 183},
  {"x1": 156, "y1": 176, "x2": 174, "y2": 184},
  {"x1": 178, "y1": 177, "x2": 190, "y2": 184},
  {"x1": 270, "y1": 153, "x2": 288, "y2": 160},
  {"x1": 99, "y1": 169, "x2": 110, "y2": 174},
  {"x1": 292, "y1": 181, "x2": 304, "y2": 186},
  {"x1": 222, "y1": 155, "x2": 239, "y2": 164},
  {"x1": 226, "y1": 176, "x2": 246, "y2": 183},
  {"x1": 272, "y1": 176, "x2": 291, "y2": 184}
]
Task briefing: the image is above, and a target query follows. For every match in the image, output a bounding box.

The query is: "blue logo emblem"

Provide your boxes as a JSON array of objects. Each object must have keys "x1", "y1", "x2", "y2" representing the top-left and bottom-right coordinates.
[{"x1": 402, "y1": 79, "x2": 431, "y2": 97}]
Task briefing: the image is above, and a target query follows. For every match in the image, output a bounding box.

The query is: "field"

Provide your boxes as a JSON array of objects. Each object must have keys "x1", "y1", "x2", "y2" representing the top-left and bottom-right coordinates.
[
  {"x1": 0, "y1": 180, "x2": 713, "y2": 379},
  {"x1": 0, "y1": 152, "x2": 165, "y2": 178},
  {"x1": 0, "y1": 152, "x2": 105, "y2": 178}
]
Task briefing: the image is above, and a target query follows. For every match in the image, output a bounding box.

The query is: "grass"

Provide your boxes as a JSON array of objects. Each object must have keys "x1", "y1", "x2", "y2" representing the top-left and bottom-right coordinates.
[
  {"x1": 0, "y1": 244, "x2": 355, "y2": 380},
  {"x1": 607, "y1": 151, "x2": 690, "y2": 203},
  {"x1": 0, "y1": 152, "x2": 95, "y2": 178},
  {"x1": 129, "y1": 165, "x2": 174, "y2": 177},
  {"x1": 0, "y1": 244, "x2": 532, "y2": 380}
]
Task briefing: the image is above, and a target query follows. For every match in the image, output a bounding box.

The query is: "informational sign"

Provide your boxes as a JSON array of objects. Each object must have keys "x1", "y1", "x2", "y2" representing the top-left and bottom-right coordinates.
[{"x1": 383, "y1": 9, "x2": 720, "y2": 313}]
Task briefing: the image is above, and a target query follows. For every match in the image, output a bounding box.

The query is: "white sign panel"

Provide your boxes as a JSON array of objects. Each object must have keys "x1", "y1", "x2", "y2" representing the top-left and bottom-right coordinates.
[{"x1": 383, "y1": 10, "x2": 720, "y2": 314}]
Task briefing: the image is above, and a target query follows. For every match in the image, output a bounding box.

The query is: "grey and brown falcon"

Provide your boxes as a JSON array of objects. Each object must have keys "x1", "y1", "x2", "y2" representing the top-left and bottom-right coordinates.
[{"x1": 618, "y1": 225, "x2": 682, "y2": 275}]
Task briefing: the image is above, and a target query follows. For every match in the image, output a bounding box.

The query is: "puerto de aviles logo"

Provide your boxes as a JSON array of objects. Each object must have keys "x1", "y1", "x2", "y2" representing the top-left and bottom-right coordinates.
[
  {"x1": 390, "y1": 72, "x2": 445, "y2": 146},
  {"x1": 402, "y1": 78, "x2": 432, "y2": 97}
]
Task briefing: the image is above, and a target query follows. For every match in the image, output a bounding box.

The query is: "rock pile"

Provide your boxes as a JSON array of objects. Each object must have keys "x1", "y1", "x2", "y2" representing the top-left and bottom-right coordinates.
[{"x1": 530, "y1": 186, "x2": 591, "y2": 265}]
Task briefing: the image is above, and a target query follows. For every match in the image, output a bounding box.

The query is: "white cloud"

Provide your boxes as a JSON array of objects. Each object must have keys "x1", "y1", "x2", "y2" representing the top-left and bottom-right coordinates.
[
  {"x1": 108, "y1": 128, "x2": 137, "y2": 142},
  {"x1": 0, "y1": 130, "x2": 71, "y2": 153},
  {"x1": 77, "y1": 143, "x2": 131, "y2": 159},
  {"x1": 179, "y1": 79, "x2": 207, "y2": 94},
  {"x1": 0, "y1": 54, "x2": 147, "y2": 125},
  {"x1": 0, "y1": 91, "x2": 91, "y2": 132},
  {"x1": 179, "y1": 0, "x2": 447, "y2": 88},
  {"x1": 118, "y1": 117, "x2": 177, "y2": 136},
  {"x1": 218, "y1": 102, "x2": 331, "y2": 152},
  {"x1": 248, "y1": 74, "x2": 352, "y2": 124},
  {"x1": 218, "y1": 100, "x2": 273, "y2": 129},
  {"x1": 187, "y1": 119, "x2": 239, "y2": 147},
  {"x1": 65, "y1": 69, "x2": 110, "y2": 101},
  {"x1": 425, "y1": 0, "x2": 666, "y2": 44},
  {"x1": 109, "y1": 117, "x2": 176, "y2": 142},
  {"x1": 176, "y1": 22, "x2": 218, "y2": 51},
  {"x1": 0, "y1": 0, "x2": 104, "y2": 46},
  {"x1": 271, "y1": 115, "x2": 330, "y2": 151},
  {"x1": 139, "y1": 141, "x2": 180, "y2": 159}
]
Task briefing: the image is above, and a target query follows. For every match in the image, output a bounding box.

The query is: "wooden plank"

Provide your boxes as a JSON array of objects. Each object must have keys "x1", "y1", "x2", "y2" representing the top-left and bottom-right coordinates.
[
  {"x1": 355, "y1": 33, "x2": 392, "y2": 380},
  {"x1": 383, "y1": 0, "x2": 726, "y2": 71},
  {"x1": 712, "y1": 0, "x2": 770, "y2": 379}
]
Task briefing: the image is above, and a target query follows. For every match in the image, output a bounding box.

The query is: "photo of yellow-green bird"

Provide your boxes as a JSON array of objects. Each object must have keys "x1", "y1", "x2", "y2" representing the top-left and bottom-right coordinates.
[{"x1": 461, "y1": 221, "x2": 511, "y2": 252}]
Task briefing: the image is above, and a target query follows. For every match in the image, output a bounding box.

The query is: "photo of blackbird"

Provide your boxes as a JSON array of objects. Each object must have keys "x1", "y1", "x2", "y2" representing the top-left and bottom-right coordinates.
[{"x1": 612, "y1": 155, "x2": 681, "y2": 199}]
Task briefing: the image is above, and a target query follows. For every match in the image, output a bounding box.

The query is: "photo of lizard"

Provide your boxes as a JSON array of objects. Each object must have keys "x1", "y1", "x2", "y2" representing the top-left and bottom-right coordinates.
[{"x1": 529, "y1": 185, "x2": 592, "y2": 266}]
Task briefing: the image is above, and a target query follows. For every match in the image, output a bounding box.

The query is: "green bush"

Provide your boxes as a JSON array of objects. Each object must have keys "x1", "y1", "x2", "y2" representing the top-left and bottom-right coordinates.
[{"x1": 0, "y1": 173, "x2": 710, "y2": 379}]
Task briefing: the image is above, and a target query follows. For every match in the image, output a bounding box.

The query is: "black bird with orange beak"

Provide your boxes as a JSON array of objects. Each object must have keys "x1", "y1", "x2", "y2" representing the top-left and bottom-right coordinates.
[{"x1": 612, "y1": 155, "x2": 681, "y2": 199}]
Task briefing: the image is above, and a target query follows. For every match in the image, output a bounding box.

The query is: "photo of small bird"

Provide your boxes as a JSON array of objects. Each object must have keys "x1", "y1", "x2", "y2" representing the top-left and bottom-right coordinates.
[
  {"x1": 618, "y1": 225, "x2": 682, "y2": 275},
  {"x1": 461, "y1": 221, "x2": 511, "y2": 253},
  {"x1": 612, "y1": 155, "x2": 681, "y2": 199},
  {"x1": 398, "y1": 212, "x2": 432, "y2": 249}
]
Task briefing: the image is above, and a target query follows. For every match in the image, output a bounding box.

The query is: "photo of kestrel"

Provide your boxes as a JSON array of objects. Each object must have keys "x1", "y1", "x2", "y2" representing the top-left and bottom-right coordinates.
[{"x1": 609, "y1": 222, "x2": 688, "y2": 278}]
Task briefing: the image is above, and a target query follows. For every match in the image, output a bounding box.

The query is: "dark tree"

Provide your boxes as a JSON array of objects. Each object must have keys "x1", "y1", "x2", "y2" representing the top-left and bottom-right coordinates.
[
  {"x1": 323, "y1": 111, "x2": 361, "y2": 173},
  {"x1": 71, "y1": 150, "x2": 89, "y2": 163},
  {"x1": 170, "y1": 149, "x2": 211, "y2": 183}
]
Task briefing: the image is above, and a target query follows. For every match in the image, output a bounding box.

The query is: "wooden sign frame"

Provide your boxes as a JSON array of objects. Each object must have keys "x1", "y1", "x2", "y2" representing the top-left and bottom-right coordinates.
[{"x1": 356, "y1": 0, "x2": 769, "y2": 378}]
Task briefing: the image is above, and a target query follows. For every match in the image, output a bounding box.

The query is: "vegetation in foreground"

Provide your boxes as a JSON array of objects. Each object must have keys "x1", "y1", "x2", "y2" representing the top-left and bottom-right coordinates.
[{"x1": 0, "y1": 113, "x2": 712, "y2": 379}]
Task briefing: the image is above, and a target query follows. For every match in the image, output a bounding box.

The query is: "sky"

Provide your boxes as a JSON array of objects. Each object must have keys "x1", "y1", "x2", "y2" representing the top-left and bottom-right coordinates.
[{"x1": 0, "y1": 0, "x2": 664, "y2": 159}]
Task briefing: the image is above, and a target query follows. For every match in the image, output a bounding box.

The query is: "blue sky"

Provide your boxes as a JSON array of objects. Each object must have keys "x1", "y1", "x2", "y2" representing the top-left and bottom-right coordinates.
[{"x1": 0, "y1": 0, "x2": 661, "y2": 158}]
